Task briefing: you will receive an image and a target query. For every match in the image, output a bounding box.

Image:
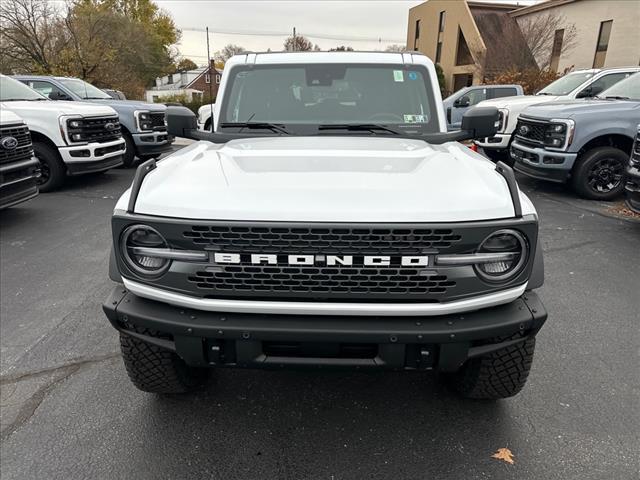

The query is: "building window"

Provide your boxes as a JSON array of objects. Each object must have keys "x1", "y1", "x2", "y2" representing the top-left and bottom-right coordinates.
[
  {"x1": 593, "y1": 20, "x2": 613, "y2": 68},
  {"x1": 435, "y1": 41, "x2": 442, "y2": 63},
  {"x1": 455, "y1": 28, "x2": 473, "y2": 66},
  {"x1": 215, "y1": 74, "x2": 221, "y2": 84},
  {"x1": 167, "y1": 74, "x2": 173, "y2": 85},
  {"x1": 550, "y1": 29, "x2": 564, "y2": 72},
  {"x1": 438, "y1": 11, "x2": 446, "y2": 33},
  {"x1": 205, "y1": 74, "x2": 211, "y2": 84},
  {"x1": 414, "y1": 19, "x2": 420, "y2": 49}
]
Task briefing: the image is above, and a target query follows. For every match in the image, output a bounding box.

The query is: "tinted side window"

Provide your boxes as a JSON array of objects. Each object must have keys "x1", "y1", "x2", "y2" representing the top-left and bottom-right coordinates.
[
  {"x1": 28, "y1": 80, "x2": 68, "y2": 99},
  {"x1": 489, "y1": 87, "x2": 518, "y2": 99},
  {"x1": 587, "y1": 72, "x2": 632, "y2": 94},
  {"x1": 465, "y1": 88, "x2": 487, "y2": 105}
]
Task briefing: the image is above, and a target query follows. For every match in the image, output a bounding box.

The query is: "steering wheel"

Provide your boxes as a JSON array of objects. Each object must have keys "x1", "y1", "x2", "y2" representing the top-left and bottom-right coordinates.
[{"x1": 367, "y1": 113, "x2": 404, "y2": 123}]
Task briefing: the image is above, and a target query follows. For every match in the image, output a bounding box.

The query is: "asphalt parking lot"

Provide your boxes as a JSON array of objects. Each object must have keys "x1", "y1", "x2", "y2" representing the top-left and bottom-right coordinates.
[{"x1": 1, "y1": 150, "x2": 639, "y2": 479}]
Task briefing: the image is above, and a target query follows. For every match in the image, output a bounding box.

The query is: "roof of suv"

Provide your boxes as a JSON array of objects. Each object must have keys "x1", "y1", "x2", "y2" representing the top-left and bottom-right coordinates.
[{"x1": 226, "y1": 51, "x2": 430, "y2": 66}]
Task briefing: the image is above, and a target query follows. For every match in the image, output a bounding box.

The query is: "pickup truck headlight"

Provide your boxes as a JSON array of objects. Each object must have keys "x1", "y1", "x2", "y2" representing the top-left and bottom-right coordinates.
[
  {"x1": 59, "y1": 115, "x2": 87, "y2": 145},
  {"x1": 543, "y1": 119, "x2": 574, "y2": 150},
  {"x1": 120, "y1": 225, "x2": 170, "y2": 277},
  {"x1": 475, "y1": 229, "x2": 528, "y2": 283},
  {"x1": 134, "y1": 110, "x2": 153, "y2": 132},
  {"x1": 497, "y1": 109, "x2": 509, "y2": 133}
]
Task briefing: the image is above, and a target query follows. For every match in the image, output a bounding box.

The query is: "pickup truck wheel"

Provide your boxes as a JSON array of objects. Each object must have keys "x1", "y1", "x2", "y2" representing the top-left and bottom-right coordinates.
[
  {"x1": 447, "y1": 333, "x2": 536, "y2": 399},
  {"x1": 33, "y1": 141, "x2": 65, "y2": 192},
  {"x1": 572, "y1": 147, "x2": 627, "y2": 200},
  {"x1": 122, "y1": 133, "x2": 137, "y2": 168},
  {"x1": 119, "y1": 328, "x2": 209, "y2": 394}
]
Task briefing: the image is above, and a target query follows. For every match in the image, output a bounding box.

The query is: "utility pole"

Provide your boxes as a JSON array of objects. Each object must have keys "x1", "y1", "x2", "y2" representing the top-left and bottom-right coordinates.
[
  {"x1": 293, "y1": 27, "x2": 296, "y2": 51},
  {"x1": 206, "y1": 27, "x2": 214, "y2": 132}
]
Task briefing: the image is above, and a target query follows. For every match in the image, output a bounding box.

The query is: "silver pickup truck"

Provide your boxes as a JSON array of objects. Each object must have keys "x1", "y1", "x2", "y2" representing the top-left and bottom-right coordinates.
[{"x1": 510, "y1": 73, "x2": 640, "y2": 200}]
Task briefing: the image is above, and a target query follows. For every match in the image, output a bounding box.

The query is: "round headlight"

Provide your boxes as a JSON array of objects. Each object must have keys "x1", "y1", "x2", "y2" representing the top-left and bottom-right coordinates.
[
  {"x1": 120, "y1": 225, "x2": 170, "y2": 277},
  {"x1": 475, "y1": 229, "x2": 528, "y2": 282}
]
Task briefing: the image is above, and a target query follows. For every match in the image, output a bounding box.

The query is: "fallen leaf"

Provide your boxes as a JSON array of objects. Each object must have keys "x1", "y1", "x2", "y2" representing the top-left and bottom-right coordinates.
[{"x1": 491, "y1": 448, "x2": 515, "y2": 465}]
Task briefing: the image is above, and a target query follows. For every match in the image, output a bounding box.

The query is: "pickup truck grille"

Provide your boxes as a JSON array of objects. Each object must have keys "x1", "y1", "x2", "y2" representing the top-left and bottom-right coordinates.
[
  {"x1": 66, "y1": 116, "x2": 122, "y2": 144},
  {"x1": 0, "y1": 124, "x2": 33, "y2": 165},
  {"x1": 149, "y1": 112, "x2": 167, "y2": 131},
  {"x1": 514, "y1": 118, "x2": 547, "y2": 145}
]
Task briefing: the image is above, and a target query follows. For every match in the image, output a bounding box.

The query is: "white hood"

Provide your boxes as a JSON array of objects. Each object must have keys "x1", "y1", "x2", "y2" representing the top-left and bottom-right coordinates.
[
  {"x1": 478, "y1": 94, "x2": 561, "y2": 110},
  {"x1": 121, "y1": 136, "x2": 533, "y2": 222},
  {"x1": 0, "y1": 100, "x2": 116, "y2": 117}
]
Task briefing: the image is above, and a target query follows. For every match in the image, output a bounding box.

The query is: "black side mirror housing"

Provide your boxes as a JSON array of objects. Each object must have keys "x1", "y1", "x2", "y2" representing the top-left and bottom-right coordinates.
[
  {"x1": 166, "y1": 105, "x2": 198, "y2": 138},
  {"x1": 49, "y1": 91, "x2": 70, "y2": 101},
  {"x1": 460, "y1": 106, "x2": 499, "y2": 139},
  {"x1": 454, "y1": 96, "x2": 470, "y2": 108}
]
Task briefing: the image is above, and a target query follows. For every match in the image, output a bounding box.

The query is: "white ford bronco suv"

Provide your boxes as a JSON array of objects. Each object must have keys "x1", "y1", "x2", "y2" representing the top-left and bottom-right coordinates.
[
  {"x1": 0, "y1": 75, "x2": 125, "y2": 191},
  {"x1": 103, "y1": 52, "x2": 547, "y2": 399}
]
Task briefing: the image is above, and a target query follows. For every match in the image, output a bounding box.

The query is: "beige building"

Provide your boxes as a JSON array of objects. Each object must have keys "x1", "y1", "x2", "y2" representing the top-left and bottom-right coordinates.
[
  {"x1": 407, "y1": 0, "x2": 640, "y2": 94},
  {"x1": 511, "y1": 0, "x2": 640, "y2": 73}
]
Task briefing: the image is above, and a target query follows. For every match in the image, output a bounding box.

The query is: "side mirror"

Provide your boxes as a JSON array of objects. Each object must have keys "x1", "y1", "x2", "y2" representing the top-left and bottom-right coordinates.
[
  {"x1": 454, "y1": 96, "x2": 470, "y2": 108},
  {"x1": 166, "y1": 105, "x2": 198, "y2": 138},
  {"x1": 48, "y1": 91, "x2": 70, "y2": 101},
  {"x1": 577, "y1": 85, "x2": 602, "y2": 98},
  {"x1": 460, "y1": 106, "x2": 499, "y2": 139}
]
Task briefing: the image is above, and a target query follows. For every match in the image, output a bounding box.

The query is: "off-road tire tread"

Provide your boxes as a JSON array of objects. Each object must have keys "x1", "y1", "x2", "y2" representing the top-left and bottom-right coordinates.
[
  {"x1": 449, "y1": 333, "x2": 535, "y2": 399},
  {"x1": 119, "y1": 327, "x2": 208, "y2": 394},
  {"x1": 33, "y1": 141, "x2": 65, "y2": 192}
]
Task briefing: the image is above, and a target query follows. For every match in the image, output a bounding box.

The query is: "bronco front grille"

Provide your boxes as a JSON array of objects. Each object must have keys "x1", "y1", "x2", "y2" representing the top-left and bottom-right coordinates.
[
  {"x1": 0, "y1": 124, "x2": 33, "y2": 165},
  {"x1": 188, "y1": 265, "x2": 455, "y2": 297},
  {"x1": 183, "y1": 226, "x2": 462, "y2": 255}
]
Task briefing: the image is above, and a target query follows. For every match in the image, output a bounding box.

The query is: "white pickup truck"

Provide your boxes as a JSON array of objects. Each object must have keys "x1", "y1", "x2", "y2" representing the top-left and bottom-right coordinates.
[
  {"x1": 0, "y1": 75, "x2": 126, "y2": 191},
  {"x1": 104, "y1": 52, "x2": 547, "y2": 400},
  {"x1": 475, "y1": 67, "x2": 640, "y2": 161},
  {"x1": 0, "y1": 109, "x2": 40, "y2": 209}
]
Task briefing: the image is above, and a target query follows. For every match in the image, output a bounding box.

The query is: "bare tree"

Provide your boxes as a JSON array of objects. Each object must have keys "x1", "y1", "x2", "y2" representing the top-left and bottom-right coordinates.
[
  {"x1": 516, "y1": 12, "x2": 578, "y2": 70},
  {"x1": 0, "y1": 0, "x2": 65, "y2": 73},
  {"x1": 384, "y1": 44, "x2": 406, "y2": 53},
  {"x1": 214, "y1": 43, "x2": 246, "y2": 62},
  {"x1": 329, "y1": 45, "x2": 353, "y2": 52},
  {"x1": 283, "y1": 35, "x2": 316, "y2": 52}
]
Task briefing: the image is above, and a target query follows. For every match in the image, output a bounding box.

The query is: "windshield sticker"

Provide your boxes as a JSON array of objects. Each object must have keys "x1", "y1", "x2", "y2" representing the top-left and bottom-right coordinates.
[
  {"x1": 393, "y1": 70, "x2": 404, "y2": 82},
  {"x1": 408, "y1": 71, "x2": 418, "y2": 81},
  {"x1": 404, "y1": 114, "x2": 428, "y2": 123}
]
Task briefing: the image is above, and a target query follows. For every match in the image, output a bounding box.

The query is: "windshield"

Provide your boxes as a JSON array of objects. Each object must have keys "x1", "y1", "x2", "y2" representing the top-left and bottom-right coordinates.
[
  {"x1": 538, "y1": 72, "x2": 595, "y2": 96},
  {"x1": 0, "y1": 76, "x2": 48, "y2": 101},
  {"x1": 598, "y1": 73, "x2": 640, "y2": 101},
  {"x1": 58, "y1": 78, "x2": 111, "y2": 99},
  {"x1": 219, "y1": 64, "x2": 439, "y2": 133}
]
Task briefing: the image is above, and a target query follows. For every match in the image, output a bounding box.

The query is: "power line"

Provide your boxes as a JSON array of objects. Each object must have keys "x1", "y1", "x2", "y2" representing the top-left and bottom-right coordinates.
[{"x1": 180, "y1": 27, "x2": 405, "y2": 43}]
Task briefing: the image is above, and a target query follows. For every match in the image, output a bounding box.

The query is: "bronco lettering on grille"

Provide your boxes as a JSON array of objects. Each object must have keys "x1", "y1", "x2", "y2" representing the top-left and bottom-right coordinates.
[{"x1": 212, "y1": 253, "x2": 429, "y2": 267}]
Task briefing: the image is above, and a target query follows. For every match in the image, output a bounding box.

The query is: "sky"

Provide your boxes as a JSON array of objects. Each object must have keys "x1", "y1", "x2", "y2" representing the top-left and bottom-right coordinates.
[{"x1": 154, "y1": 0, "x2": 540, "y2": 65}]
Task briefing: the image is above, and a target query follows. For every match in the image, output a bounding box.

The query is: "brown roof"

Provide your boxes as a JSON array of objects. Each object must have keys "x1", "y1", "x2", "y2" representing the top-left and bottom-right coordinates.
[
  {"x1": 510, "y1": 0, "x2": 579, "y2": 17},
  {"x1": 471, "y1": 9, "x2": 538, "y2": 76}
]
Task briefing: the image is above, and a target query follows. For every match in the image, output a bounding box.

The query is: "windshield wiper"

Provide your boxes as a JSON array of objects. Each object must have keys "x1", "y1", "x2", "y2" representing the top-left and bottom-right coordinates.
[
  {"x1": 536, "y1": 92, "x2": 554, "y2": 96},
  {"x1": 83, "y1": 96, "x2": 109, "y2": 99},
  {"x1": 318, "y1": 124, "x2": 401, "y2": 135},
  {"x1": 219, "y1": 122, "x2": 290, "y2": 134},
  {"x1": 604, "y1": 95, "x2": 630, "y2": 100}
]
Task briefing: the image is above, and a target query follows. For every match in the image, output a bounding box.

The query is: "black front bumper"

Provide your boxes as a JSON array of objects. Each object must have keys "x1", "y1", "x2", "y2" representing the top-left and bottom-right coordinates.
[
  {"x1": 134, "y1": 134, "x2": 175, "y2": 156},
  {"x1": 103, "y1": 286, "x2": 547, "y2": 372},
  {"x1": 513, "y1": 158, "x2": 569, "y2": 183},
  {"x1": 0, "y1": 157, "x2": 40, "y2": 209},
  {"x1": 66, "y1": 155, "x2": 123, "y2": 175}
]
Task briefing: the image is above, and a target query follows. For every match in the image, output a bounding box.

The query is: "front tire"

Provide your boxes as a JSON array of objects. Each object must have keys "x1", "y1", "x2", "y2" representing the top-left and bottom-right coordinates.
[
  {"x1": 447, "y1": 334, "x2": 536, "y2": 399},
  {"x1": 120, "y1": 328, "x2": 209, "y2": 394},
  {"x1": 33, "y1": 141, "x2": 65, "y2": 192},
  {"x1": 571, "y1": 147, "x2": 627, "y2": 200},
  {"x1": 122, "y1": 133, "x2": 137, "y2": 168}
]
